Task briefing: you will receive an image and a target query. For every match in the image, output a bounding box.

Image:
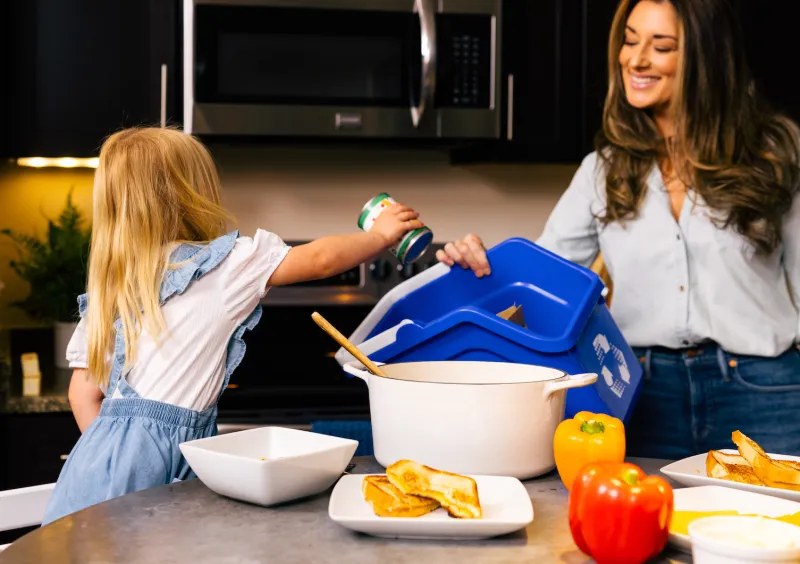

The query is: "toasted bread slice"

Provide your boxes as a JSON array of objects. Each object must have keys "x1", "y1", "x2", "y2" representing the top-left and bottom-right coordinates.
[
  {"x1": 362, "y1": 475, "x2": 440, "y2": 518},
  {"x1": 732, "y1": 431, "x2": 800, "y2": 487},
  {"x1": 386, "y1": 460, "x2": 482, "y2": 519},
  {"x1": 706, "y1": 450, "x2": 765, "y2": 485},
  {"x1": 757, "y1": 477, "x2": 800, "y2": 492}
]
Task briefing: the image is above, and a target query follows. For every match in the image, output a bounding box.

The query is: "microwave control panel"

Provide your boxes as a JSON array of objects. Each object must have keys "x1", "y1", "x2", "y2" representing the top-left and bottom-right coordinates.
[{"x1": 435, "y1": 14, "x2": 493, "y2": 109}]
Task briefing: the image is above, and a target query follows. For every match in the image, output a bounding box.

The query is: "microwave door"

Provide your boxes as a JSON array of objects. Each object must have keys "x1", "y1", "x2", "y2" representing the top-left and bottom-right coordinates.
[{"x1": 185, "y1": 0, "x2": 440, "y2": 138}]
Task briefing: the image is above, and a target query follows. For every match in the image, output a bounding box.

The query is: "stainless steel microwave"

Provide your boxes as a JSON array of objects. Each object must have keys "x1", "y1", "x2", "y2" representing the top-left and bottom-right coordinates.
[{"x1": 183, "y1": 0, "x2": 502, "y2": 139}]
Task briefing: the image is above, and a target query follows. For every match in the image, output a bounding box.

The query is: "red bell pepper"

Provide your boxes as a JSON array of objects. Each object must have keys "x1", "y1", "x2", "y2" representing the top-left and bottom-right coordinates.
[{"x1": 568, "y1": 461, "x2": 674, "y2": 564}]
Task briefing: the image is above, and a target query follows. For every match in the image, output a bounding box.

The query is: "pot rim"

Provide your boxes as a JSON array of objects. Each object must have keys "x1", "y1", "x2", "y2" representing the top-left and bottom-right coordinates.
[{"x1": 359, "y1": 360, "x2": 570, "y2": 386}]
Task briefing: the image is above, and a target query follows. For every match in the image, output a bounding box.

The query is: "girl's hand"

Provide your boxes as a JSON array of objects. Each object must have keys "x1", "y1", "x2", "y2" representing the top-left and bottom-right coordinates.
[
  {"x1": 371, "y1": 203, "x2": 421, "y2": 246},
  {"x1": 436, "y1": 233, "x2": 491, "y2": 278}
]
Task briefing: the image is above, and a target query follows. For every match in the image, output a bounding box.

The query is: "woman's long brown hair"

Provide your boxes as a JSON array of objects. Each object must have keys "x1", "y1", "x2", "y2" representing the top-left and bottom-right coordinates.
[{"x1": 597, "y1": 0, "x2": 800, "y2": 254}]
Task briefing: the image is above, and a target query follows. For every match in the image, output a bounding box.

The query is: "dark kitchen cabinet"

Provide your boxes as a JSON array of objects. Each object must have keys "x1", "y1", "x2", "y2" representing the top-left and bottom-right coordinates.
[
  {"x1": 0, "y1": 0, "x2": 12, "y2": 159},
  {"x1": 0, "y1": 412, "x2": 79, "y2": 545},
  {"x1": 453, "y1": 0, "x2": 800, "y2": 165},
  {"x1": 451, "y1": 0, "x2": 619, "y2": 164},
  {"x1": 0, "y1": 412, "x2": 80, "y2": 491},
  {"x1": 736, "y1": 2, "x2": 800, "y2": 125},
  {"x1": 3, "y1": 0, "x2": 181, "y2": 159}
]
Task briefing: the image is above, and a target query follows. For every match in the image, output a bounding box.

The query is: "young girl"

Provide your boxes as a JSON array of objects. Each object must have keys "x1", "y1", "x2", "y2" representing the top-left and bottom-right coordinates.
[{"x1": 42, "y1": 127, "x2": 421, "y2": 524}]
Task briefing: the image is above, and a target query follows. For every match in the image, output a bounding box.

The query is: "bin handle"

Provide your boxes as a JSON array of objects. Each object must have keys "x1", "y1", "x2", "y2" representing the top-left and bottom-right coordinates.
[{"x1": 543, "y1": 372, "x2": 597, "y2": 400}]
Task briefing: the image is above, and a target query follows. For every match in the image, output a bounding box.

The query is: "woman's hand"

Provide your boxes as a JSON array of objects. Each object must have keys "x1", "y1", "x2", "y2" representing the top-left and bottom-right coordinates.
[
  {"x1": 371, "y1": 203, "x2": 422, "y2": 246},
  {"x1": 435, "y1": 233, "x2": 491, "y2": 278}
]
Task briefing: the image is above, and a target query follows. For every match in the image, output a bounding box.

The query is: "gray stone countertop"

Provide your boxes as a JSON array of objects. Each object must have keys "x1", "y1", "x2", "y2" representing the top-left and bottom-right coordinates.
[
  {"x1": 0, "y1": 368, "x2": 71, "y2": 414},
  {"x1": 0, "y1": 457, "x2": 691, "y2": 564},
  {"x1": 1, "y1": 394, "x2": 72, "y2": 414}
]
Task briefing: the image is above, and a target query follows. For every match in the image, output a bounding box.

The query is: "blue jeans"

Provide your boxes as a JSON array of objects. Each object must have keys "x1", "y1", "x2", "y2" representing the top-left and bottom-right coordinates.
[{"x1": 626, "y1": 343, "x2": 800, "y2": 460}]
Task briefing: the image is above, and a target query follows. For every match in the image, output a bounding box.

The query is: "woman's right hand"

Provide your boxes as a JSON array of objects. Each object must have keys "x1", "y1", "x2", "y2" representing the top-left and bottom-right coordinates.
[{"x1": 436, "y1": 233, "x2": 491, "y2": 278}]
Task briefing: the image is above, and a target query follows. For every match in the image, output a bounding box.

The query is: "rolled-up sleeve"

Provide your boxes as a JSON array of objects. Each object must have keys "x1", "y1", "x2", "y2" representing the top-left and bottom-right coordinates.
[{"x1": 536, "y1": 152, "x2": 603, "y2": 268}]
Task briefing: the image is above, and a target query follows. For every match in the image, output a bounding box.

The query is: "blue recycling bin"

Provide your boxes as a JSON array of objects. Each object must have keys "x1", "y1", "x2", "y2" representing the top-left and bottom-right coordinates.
[{"x1": 336, "y1": 237, "x2": 643, "y2": 424}]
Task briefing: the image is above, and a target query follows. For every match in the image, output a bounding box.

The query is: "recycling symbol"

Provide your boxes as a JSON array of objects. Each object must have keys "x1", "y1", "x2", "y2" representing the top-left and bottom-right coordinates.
[{"x1": 592, "y1": 333, "x2": 631, "y2": 399}]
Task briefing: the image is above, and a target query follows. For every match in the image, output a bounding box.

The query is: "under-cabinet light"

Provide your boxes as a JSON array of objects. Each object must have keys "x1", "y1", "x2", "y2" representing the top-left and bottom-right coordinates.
[{"x1": 16, "y1": 157, "x2": 99, "y2": 169}]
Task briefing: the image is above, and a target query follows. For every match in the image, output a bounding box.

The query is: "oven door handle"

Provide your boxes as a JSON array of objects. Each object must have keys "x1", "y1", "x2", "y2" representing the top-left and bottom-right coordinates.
[{"x1": 411, "y1": 0, "x2": 437, "y2": 128}]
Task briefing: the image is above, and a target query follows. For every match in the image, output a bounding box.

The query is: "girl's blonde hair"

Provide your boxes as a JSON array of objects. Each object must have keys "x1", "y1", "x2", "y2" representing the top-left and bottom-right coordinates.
[{"x1": 86, "y1": 127, "x2": 234, "y2": 385}]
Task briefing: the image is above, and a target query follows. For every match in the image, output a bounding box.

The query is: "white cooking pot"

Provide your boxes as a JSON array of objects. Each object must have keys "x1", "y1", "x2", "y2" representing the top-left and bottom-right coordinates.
[{"x1": 342, "y1": 360, "x2": 597, "y2": 480}]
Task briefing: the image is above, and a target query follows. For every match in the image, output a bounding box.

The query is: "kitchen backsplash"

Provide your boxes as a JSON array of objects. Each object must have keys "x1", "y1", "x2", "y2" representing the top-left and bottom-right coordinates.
[
  {"x1": 0, "y1": 146, "x2": 579, "y2": 326},
  {"x1": 213, "y1": 145, "x2": 576, "y2": 245}
]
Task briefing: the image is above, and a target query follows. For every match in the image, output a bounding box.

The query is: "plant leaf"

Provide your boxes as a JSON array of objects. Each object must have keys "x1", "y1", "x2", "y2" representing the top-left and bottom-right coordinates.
[{"x1": 1, "y1": 189, "x2": 91, "y2": 322}]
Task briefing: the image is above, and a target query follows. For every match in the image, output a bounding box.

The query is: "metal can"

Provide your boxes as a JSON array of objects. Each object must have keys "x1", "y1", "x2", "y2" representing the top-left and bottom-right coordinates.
[{"x1": 357, "y1": 192, "x2": 433, "y2": 264}]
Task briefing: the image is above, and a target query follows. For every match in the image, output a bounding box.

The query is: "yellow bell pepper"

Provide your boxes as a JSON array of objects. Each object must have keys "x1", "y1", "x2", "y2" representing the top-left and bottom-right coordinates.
[{"x1": 554, "y1": 411, "x2": 626, "y2": 490}]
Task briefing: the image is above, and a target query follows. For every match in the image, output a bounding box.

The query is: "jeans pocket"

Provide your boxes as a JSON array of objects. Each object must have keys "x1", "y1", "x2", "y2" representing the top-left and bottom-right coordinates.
[
  {"x1": 632, "y1": 347, "x2": 650, "y2": 380},
  {"x1": 730, "y1": 348, "x2": 800, "y2": 392}
]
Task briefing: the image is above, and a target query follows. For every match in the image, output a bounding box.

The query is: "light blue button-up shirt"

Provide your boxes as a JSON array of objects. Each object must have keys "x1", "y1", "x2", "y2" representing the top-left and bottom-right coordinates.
[{"x1": 536, "y1": 152, "x2": 800, "y2": 357}]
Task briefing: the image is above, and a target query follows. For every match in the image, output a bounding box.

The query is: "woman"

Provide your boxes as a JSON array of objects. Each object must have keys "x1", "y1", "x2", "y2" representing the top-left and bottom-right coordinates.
[{"x1": 438, "y1": 0, "x2": 800, "y2": 459}]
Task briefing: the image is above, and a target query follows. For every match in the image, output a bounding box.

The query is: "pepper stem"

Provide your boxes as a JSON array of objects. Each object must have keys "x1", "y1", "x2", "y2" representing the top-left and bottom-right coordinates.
[{"x1": 580, "y1": 419, "x2": 606, "y2": 435}]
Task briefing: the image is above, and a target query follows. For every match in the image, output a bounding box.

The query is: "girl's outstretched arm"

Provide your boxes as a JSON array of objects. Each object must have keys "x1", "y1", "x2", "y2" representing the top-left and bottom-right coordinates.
[
  {"x1": 68, "y1": 368, "x2": 104, "y2": 432},
  {"x1": 268, "y1": 203, "x2": 421, "y2": 287}
]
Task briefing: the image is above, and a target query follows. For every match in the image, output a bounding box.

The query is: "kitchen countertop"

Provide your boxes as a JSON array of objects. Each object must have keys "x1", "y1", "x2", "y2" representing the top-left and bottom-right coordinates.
[
  {"x1": 0, "y1": 456, "x2": 691, "y2": 564},
  {"x1": 1, "y1": 394, "x2": 71, "y2": 414},
  {"x1": 0, "y1": 370, "x2": 71, "y2": 414}
]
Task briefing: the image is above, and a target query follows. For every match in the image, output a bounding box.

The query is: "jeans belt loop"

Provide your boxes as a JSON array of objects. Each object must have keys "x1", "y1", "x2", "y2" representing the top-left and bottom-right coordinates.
[{"x1": 716, "y1": 346, "x2": 731, "y2": 382}]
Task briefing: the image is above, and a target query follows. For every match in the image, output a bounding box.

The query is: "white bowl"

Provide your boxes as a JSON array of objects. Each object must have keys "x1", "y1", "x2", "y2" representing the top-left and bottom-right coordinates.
[
  {"x1": 179, "y1": 426, "x2": 358, "y2": 507},
  {"x1": 689, "y1": 515, "x2": 800, "y2": 563}
]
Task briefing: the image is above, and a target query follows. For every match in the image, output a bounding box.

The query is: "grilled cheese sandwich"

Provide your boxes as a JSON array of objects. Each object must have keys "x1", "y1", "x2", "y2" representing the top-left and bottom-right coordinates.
[
  {"x1": 706, "y1": 450, "x2": 765, "y2": 486},
  {"x1": 704, "y1": 432, "x2": 800, "y2": 493},
  {"x1": 362, "y1": 475, "x2": 440, "y2": 518},
  {"x1": 732, "y1": 431, "x2": 800, "y2": 489},
  {"x1": 386, "y1": 460, "x2": 482, "y2": 519}
]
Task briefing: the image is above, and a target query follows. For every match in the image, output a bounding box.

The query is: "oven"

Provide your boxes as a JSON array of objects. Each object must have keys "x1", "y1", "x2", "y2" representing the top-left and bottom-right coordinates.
[
  {"x1": 216, "y1": 241, "x2": 445, "y2": 429},
  {"x1": 183, "y1": 0, "x2": 502, "y2": 140}
]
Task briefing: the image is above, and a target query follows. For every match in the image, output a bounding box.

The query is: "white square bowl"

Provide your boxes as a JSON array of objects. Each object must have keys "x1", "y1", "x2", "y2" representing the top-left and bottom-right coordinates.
[{"x1": 179, "y1": 426, "x2": 358, "y2": 507}]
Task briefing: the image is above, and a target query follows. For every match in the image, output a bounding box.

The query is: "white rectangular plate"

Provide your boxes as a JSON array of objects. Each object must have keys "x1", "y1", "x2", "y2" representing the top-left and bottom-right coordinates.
[
  {"x1": 328, "y1": 473, "x2": 534, "y2": 540},
  {"x1": 661, "y1": 449, "x2": 800, "y2": 502},
  {"x1": 668, "y1": 485, "x2": 800, "y2": 553}
]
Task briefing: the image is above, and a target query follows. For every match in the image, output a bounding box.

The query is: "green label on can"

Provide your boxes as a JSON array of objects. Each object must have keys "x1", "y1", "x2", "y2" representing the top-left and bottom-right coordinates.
[{"x1": 357, "y1": 193, "x2": 392, "y2": 230}]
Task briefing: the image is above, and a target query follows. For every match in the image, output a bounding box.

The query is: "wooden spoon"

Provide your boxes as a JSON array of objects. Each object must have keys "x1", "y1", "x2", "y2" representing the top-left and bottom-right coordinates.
[{"x1": 311, "y1": 311, "x2": 387, "y2": 377}]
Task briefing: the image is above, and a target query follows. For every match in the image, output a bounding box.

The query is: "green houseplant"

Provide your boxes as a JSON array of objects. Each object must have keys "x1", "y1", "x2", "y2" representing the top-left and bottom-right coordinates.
[{"x1": 1, "y1": 190, "x2": 92, "y2": 368}]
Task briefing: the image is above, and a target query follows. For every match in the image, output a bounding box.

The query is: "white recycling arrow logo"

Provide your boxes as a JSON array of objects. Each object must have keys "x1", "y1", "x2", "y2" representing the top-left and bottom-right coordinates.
[{"x1": 592, "y1": 333, "x2": 630, "y2": 399}]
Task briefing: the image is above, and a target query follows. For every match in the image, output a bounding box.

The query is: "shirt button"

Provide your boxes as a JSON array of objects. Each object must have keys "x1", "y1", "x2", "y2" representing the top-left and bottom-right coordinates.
[
  {"x1": 679, "y1": 285, "x2": 685, "y2": 292},
  {"x1": 682, "y1": 340, "x2": 689, "y2": 346},
  {"x1": 676, "y1": 234, "x2": 681, "y2": 241}
]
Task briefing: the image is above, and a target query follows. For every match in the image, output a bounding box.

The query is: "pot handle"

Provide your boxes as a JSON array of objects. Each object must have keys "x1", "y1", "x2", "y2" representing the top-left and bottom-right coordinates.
[
  {"x1": 342, "y1": 361, "x2": 385, "y2": 385},
  {"x1": 542, "y1": 372, "x2": 598, "y2": 401}
]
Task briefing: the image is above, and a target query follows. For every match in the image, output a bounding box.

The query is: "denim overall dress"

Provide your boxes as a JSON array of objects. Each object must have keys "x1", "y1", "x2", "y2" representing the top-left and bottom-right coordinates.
[{"x1": 43, "y1": 231, "x2": 260, "y2": 524}]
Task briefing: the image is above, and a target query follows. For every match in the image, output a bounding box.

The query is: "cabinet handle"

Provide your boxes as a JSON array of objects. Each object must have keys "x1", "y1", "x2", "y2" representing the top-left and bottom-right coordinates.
[
  {"x1": 59, "y1": 454, "x2": 68, "y2": 461},
  {"x1": 160, "y1": 63, "x2": 168, "y2": 128},
  {"x1": 506, "y1": 74, "x2": 514, "y2": 141}
]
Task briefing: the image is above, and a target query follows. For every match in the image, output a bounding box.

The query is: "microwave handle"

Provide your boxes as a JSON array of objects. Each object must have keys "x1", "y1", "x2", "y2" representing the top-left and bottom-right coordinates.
[
  {"x1": 160, "y1": 63, "x2": 167, "y2": 128},
  {"x1": 411, "y1": 0, "x2": 436, "y2": 128}
]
